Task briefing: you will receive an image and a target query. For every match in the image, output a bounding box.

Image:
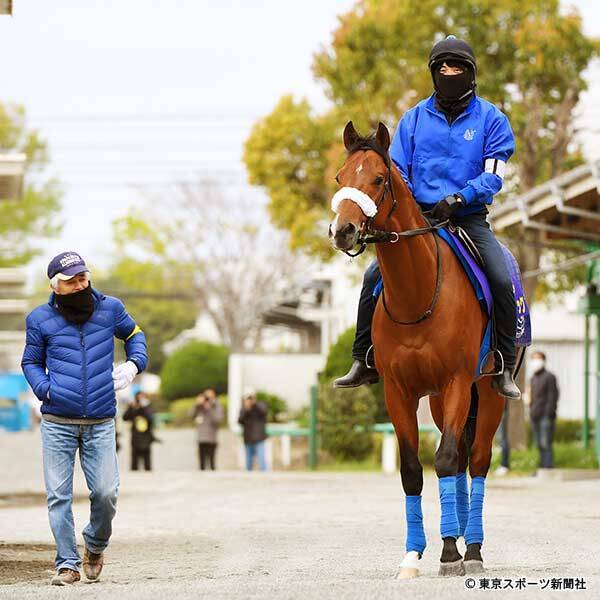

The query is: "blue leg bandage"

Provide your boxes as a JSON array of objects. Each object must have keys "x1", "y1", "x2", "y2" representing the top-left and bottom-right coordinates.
[
  {"x1": 464, "y1": 476, "x2": 486, "y2": 545},
  {"x1": 456, "y1": 472, "x2": 470, "y2": 537},
  {"x1": 438, "y1": 475, "x2": 459, "y2": 539},
  {"x1": 405, "y1": 495, "x2": 426, "y2": 553}
]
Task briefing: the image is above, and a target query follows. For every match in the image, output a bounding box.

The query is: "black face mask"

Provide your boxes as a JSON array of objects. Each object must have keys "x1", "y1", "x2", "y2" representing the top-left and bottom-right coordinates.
[
  {"x1": 433, "y1": 69, "x2": 473, "y2": 101},
  {"x1": 55, "y1": 284, "x2": 95, "y2": 324}
]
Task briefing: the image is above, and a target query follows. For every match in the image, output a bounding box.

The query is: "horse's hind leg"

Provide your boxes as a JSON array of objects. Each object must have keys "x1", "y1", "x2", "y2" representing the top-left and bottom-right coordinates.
[
  {"x1": 435, "y1": 375, "x2": 473, "y2": 576},
  {"x1": 456, "y1": 384, "x2": 478, "y2": 540},
  {"x1": 463, "y1": 378, "x2": 505, "y2": 575}
]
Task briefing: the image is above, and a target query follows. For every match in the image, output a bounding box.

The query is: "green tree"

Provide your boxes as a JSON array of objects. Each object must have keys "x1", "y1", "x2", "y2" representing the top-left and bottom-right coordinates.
[
  {"x1": 255, "y1": 390, "x2": 288, "y2": 423},
  {"x1": 320, "y1": 326, "x2": 357, "y2": 382},
  {"x1": 160, "y1": 340, "x2": 229, "y2": 402},
  {"x1": 0, "y1": 102, "x2": 62, "y2": 265},
  {"x1": 243, "y1": 96, "x2": 337, "y2": 258},
  {"x1": 94, "y1": 258, "x2": 197, "y2": 373},
  {"x1": 319, "y1": 381, "x2": 377, "y2": 461},
  {"x1": 243, "y1": 0, "x2": 597, "y2": 301}
]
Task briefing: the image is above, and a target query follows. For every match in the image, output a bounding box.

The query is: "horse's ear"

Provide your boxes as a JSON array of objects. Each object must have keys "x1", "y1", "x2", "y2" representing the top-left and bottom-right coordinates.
[
  {"x1": 376, "y1": 122, "x2": 390, "y2": 152},
  {"x1": 343, "y1": 121, "x2": 360, "y2": 151}
]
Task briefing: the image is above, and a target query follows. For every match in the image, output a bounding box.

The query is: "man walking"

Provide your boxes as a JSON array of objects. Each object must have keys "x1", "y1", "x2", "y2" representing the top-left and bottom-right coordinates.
[
  {"x1": 21, "y1": 252, "x2": 148, "y2": 585},
  {"x1": 529, "y1": 351, "x2": 559, "y2": 469}
]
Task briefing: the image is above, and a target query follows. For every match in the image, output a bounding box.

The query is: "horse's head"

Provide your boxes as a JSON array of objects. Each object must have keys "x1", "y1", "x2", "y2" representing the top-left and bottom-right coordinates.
[{"x1": 328, "y1": 121, "x2": 392, "y2": 252}]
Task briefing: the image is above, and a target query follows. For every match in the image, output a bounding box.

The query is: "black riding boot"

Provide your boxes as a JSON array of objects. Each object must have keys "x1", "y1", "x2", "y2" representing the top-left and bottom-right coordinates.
[
  {"x1": 333, "y1": 359, "x2": 379, "y2": 388},
  {"x1": 334, "y1": 260, "x2": 381, "y2": 389},
  {"x1": 492, "y1": 369, "x2": 521, "y2": 400}
]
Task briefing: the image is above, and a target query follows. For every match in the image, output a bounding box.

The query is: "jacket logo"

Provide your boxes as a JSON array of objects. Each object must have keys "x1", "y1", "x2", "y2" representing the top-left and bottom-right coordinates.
[{"x1": 463, "y1": 128, "x2": 476, "y2": 141}]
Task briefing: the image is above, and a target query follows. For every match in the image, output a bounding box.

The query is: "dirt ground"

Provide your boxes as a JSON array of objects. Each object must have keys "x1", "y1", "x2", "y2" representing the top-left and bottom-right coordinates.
[{"x1": 1, "y1": 428, "x2": 599, "y2": 599}]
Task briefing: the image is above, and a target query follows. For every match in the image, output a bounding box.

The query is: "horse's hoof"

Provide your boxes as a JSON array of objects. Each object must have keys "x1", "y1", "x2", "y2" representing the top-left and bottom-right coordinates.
[
  {"x1": 464, "y1": 560, "x2": 485, "y2": 575},
  {"x1": 438, "y1": 559, "x2": 465, "y2": 577},
  {"x1": 396, "y1": 567, "x2": 419, "y2": 579},
  {"x1": 397, "y1": 550, "x2": 421, "y2": 579}
]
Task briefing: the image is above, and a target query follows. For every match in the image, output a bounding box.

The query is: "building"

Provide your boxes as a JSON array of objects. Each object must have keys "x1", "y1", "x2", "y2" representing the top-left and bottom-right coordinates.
[
  {"x1": 0, "y1": 269, "x2": 28, "y2": 372},
  {"x1": 527, "y1": 307, "x2": 596, "y2": 420},
  {"x1": 490, "y1": 158, "x2": 600, "y2": 444},
  {"x1": 0, "y1": 152, "x2": 27, "y2": 373}
]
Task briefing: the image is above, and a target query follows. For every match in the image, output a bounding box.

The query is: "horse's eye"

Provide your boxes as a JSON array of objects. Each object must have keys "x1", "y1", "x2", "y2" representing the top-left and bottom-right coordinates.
[
  {"x1": 335, "y1": 174, "x2": 340, "y2": 184},
  {"x1": 374, "y1": 176, "x2": 384, "y2": 185}
]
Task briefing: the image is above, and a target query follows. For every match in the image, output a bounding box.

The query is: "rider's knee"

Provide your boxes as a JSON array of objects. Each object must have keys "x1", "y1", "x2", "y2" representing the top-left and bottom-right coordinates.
[
  {"x1": 363, "y1": 261, "x2": 380, "y2": 286},
  {"x1": 489, "y1": 268, "x2": 512, "y2": 295}
]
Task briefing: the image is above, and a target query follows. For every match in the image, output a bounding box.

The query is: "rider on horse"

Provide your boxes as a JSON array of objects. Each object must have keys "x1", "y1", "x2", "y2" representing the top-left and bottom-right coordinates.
[{"x1": 334, "y1": 35, "x2": 521, "y2": 400}]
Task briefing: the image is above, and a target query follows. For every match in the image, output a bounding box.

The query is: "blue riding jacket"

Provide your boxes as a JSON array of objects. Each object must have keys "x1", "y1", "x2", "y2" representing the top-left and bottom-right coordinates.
[
  {"x1": 21, "y1": 288, "x2": 148, "y2": 419},
  {"x1": 389, "y1": 94, "x2": 515, "y2": 217}
]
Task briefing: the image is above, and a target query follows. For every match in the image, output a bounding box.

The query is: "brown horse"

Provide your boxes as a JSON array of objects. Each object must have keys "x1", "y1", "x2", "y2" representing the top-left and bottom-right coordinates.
[{"x1": 329, "y1": 121, "x2": 506, "y2": 578}]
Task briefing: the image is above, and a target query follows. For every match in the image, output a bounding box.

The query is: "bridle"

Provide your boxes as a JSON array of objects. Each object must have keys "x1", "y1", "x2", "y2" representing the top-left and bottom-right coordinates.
[{"x1": 336, "y1": 146, "x2": 448, "y2": 325}]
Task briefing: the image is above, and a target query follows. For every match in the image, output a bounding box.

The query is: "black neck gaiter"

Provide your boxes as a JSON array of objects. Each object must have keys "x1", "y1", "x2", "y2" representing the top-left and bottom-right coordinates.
[
  {"x1": 433, "y1": 69, "x2": 475, "y2": 122},
  {"x1": 55, "y1": 284, "x2": 95, "y2": 324}
]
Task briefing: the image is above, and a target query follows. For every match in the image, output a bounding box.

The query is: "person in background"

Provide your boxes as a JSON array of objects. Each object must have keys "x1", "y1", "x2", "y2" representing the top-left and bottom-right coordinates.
[
  {"x1": 123, "y1": 391, "x2": 156, "y2": 471},
  {"x1": 495, "y1": 404, "x2": 511, "y2": 476},
  {"x1": 529, "y1": 350, "x2": 559, "y2": 470},
  {"x1": 238, "y1": 388, "x2": 268, "y2": 471},
  {"x1": 191, "y1": 388, "x2": 223, "y2": 470},
  {"x1": 21, "y1": 251, "x2": 147, "y2": 585}
]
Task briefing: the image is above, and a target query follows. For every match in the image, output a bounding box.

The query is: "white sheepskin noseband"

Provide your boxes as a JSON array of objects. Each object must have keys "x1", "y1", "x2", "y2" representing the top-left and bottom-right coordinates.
[{"x1": 331, "y1": 186, "x2": 378, "y2": 218}]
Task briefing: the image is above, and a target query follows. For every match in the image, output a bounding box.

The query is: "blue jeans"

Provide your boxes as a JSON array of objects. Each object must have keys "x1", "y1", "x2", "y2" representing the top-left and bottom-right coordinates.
[
  {"x1": 41, "y1": 419, "x2": 119, "y2": 571},
  {"x1": 245, "y1": 440, "x2": 267, "y2": 471},
  {"x1": 531, "y1": 417, "x2": 555, "y2": 469}
]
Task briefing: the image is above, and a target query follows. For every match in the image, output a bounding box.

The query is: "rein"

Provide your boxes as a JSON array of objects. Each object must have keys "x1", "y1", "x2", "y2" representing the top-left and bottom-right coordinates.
[{"x1": 341, "y1": 158, "x2": 449, "y2": 325}]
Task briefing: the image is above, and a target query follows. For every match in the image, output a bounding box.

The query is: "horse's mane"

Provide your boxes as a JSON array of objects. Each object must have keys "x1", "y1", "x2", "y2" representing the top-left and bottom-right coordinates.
[{"x1": 346, "y1": 133, "x2": 391, "y2": 168}]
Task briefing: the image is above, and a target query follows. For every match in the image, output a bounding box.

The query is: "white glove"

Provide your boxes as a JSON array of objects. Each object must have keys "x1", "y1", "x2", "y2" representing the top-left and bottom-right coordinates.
[{"x1": 112, "y1": 361, "x2": 138, "y2": 391}]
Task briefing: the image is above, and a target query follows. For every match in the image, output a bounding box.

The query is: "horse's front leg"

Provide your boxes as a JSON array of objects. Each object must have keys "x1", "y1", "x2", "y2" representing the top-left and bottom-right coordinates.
[
  {"x1": 435, "y1": 375, "x2": 473, "y2": 576},
  {"x1": 385, "y1": 379, "x2": 424, "y2": 579}
]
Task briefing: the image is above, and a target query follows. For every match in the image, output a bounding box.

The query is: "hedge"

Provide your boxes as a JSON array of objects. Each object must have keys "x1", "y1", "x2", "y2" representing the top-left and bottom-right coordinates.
[{"x1": 160, "y1": 341, "x2": 229, "y2": 402}]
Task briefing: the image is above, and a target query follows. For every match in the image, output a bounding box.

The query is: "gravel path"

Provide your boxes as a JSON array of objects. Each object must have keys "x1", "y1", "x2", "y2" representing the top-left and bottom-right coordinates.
[{"x1": 1, "y1": 430, "x2": 599, "y2": 599}]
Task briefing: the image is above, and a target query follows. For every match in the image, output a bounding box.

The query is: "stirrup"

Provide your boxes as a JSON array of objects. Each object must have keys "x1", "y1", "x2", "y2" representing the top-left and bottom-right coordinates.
[
  {"x1": 365, "y1": 345, "x2": 375, "y2": 369},
  {"x1": 479, "y1": 349, "x2": 504, "y2": 377}
]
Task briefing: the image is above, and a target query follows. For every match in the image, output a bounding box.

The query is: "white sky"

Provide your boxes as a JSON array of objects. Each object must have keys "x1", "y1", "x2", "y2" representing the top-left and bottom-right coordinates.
[{"x1": 1, "y1": 0, "x2": 599, "y2": 275}]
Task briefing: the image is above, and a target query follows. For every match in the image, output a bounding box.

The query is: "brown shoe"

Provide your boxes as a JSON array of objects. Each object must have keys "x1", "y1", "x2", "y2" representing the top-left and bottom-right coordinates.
[
  {"x1": 83, "y1": 548, "x2": 104, "y2": 581},
  {"x1": 51, "y1": 568, "x2": 81, "y2": 586}
]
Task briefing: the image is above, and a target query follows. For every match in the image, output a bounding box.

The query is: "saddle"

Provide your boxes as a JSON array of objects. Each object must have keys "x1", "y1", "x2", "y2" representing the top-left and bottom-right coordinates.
[{"x1": 447, "y1": 223, "x2": 484, "y2": 269}]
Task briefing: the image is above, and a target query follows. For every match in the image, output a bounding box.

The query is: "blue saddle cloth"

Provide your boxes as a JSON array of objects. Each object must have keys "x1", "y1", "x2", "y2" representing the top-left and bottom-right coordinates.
[{"x1": 373, "y1": 227, "x2": 531, "y2": 376}]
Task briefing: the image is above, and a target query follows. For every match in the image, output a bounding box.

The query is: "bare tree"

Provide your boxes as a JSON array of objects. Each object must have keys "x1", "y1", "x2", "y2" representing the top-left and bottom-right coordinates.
[{"x1": 116, "y1": 180, "x2": 307, "y2": 351}]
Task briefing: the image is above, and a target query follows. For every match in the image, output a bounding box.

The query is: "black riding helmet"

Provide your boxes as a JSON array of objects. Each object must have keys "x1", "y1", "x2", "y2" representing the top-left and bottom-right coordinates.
[
  {"x1": 428, "y1": 35, "x2": 477, "y2": 110},
  {"x1": 428, "y1": 35, "x2": 477, "y2": 74}
]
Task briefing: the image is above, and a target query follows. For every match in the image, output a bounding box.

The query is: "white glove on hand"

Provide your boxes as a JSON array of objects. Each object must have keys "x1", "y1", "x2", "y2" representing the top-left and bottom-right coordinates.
[{"x1": 112, "y1": 361, "x2": 138, "y2": 391}]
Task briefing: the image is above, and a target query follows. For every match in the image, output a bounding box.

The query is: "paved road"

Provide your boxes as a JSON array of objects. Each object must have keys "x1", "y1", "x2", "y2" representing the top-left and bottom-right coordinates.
[{"x1": 1, "y1": 429, "x2": 599, "y2": 599}]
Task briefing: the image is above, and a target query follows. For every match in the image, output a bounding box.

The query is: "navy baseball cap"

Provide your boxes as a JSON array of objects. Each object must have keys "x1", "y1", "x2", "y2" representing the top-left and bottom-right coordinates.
[{"x1": 47, "y1": 251, "x2": 90, "y2": 280}]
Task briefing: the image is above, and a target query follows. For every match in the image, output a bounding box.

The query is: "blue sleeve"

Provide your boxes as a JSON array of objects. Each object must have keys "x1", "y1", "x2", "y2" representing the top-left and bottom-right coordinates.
[
  {"x1": 389, "y1": 110, "x2": 416, "y2": 192},
  {"x1": 457, "y1": 110, "x2": 515, "y2": 205},
  {"x1": 113, "y1": 299, "x2": 148, "y2": 373},
  {"x1": 21, "y1": 315, "x2": 50, "y2": 402}
]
